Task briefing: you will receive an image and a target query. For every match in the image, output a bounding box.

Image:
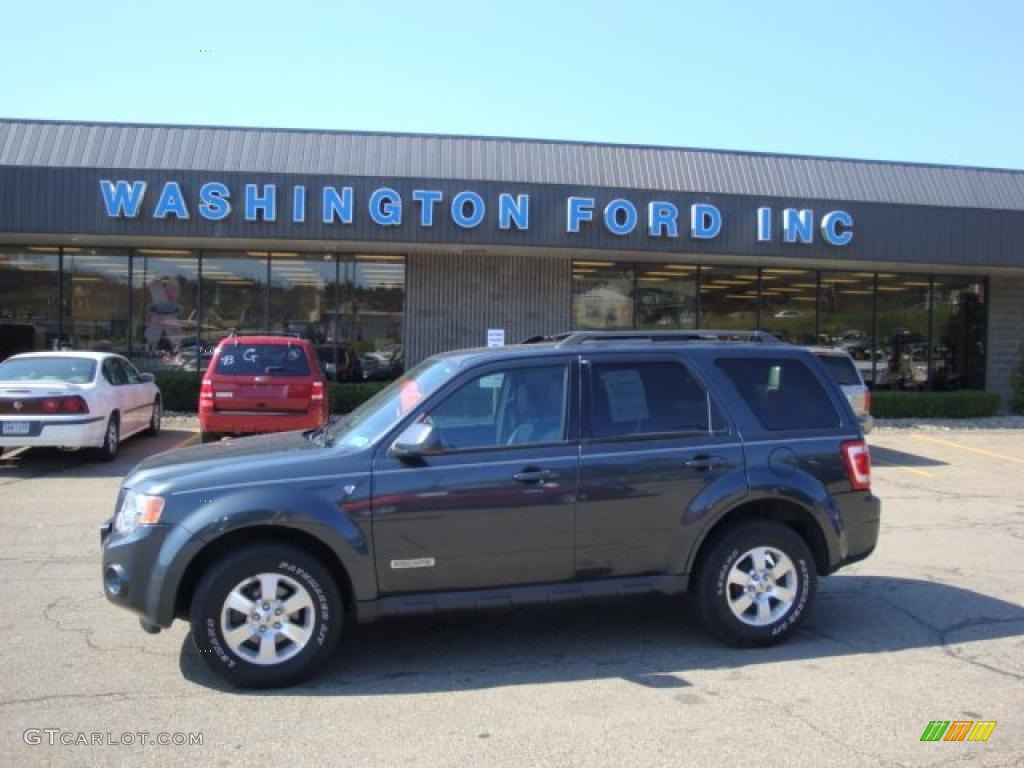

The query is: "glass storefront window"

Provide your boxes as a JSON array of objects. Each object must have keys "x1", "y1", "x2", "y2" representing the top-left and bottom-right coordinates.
[
  {"x1": 758, "y1": 268, "x2": 818, "y2": 344},
  {"x1": 818, "y1": 271, "x2": 877, "y2": 383},
  {"x1": 932, "y1": 276, "x2": 986, "y2": 390},
  {"x1": 201, "y1": 251, "x2": 268, "y2": 351},
  {"x1": 572, "y1": 261, "x2": 634, "y2": 329},
  {"x1": 698, "y1": 266, "x2": 758, "y2": 330},
  {"x1": 131, "y1": 249, "x2": 199, "y2": 372},
  {"x1": 269, "y1": 252, "x2": 335, "y2": 343},
  {"x1": 0, "y1": 247, "x2": 61, "y2": 358},
  {"x1": 340, "y1": 255, "x2": 406, "y2": 381},
  {"x1": 875, "y1": 273, "x2": 930, "y2": 390},
  {"x1": 635, "y1": 263, "x2": 697, "y2": 329},
  {"x1": 62, "y1": 248, "x2": 131, "y2": 356}
]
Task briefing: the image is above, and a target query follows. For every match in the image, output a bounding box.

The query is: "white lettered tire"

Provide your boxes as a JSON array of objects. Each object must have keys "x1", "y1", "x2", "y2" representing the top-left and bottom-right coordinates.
[
  {"x1": 694, "y1": 520, "x2": 816, "y2": 646},
  {"x1": 189, "y1": 544, "x2": 343, "y2": 688}
]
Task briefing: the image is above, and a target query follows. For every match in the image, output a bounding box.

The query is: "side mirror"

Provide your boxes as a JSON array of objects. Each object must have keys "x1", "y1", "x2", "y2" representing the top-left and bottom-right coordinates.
[
  {"x1": 139, "y1": 372, "x2": 156, "y2": 383},
  {"x1": 391, "y1": 422, "x2": 442, "y2": 458}
]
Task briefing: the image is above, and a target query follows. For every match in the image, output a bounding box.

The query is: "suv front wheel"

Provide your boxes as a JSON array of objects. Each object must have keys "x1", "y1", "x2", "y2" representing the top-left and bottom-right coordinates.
[
  {"x1": 694, "y1": 520, "x2": 816, "y2": 646},
  {"x1": 189, "y1": 544, "x2": 343, "y2": 688}
]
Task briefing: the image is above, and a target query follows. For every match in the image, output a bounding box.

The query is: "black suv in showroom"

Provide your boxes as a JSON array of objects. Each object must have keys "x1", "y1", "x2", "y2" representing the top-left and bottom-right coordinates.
[{"x1": 101, "y1": 331, "x2": 880, "y2": 687}]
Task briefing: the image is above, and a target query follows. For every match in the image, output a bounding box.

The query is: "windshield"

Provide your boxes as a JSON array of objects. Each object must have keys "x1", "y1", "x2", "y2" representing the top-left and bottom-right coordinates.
[
  {"x1": 325, "y1": 355, "x2": 466, "y2": 450},
  {"x1": 0, "y1": 356, "x2": 97, "y2": 384}
]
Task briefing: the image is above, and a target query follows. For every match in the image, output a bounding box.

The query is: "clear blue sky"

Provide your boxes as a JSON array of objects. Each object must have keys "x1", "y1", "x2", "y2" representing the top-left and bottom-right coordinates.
[{"x1": 3, "y1": 0, "x2": 1023, "y2": 169}]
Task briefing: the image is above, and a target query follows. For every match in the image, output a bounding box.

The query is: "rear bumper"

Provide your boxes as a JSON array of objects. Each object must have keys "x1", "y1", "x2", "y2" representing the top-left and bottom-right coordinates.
[
  {"x1": 199, "y1": 410, "x2": 323, "y2": 436},
  {"x1": 831, "y1": 491, "x2": 881, "y2": 571},
  {"x1": 0, "y1": 416, "x2": 106, "y2": 448}
]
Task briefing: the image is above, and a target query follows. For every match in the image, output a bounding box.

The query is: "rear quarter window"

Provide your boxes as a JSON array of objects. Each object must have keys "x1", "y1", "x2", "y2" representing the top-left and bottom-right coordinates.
[
  {"x1": 816, "y1": 354, "x2": 862, "y2": 386},
  {"x1": 716, "y1": 357, "x2": 840, "y2": 431},
  {"x1": 213, "y1": 343, "x2": 312, "y2": 376}
]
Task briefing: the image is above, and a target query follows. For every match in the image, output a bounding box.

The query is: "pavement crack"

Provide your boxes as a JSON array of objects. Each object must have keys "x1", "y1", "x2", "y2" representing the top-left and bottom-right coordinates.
[{"x1": 0, "y1": 691, "x2": 131, "y2": 709}]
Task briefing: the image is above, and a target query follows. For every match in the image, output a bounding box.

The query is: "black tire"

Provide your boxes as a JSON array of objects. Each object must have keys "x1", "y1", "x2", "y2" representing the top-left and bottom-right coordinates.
[
  {"x1": 96, "y1": 414, "x2": 120, "y2": 462},
  {"x1": 694, "y1": 520, "x2": 816, "y2": 647},
  {"x1": 189, "y1": 544, "x2": 343, "y2": 688},
  {"x1": 200, "y1": 431, "x2": 220, "y2": 444},
  {"x1": 144, "y1": 397, "x2": 162, "y2": 436}
]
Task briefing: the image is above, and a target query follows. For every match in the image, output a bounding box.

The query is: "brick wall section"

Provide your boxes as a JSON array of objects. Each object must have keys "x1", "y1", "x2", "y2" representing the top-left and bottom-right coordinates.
[
  {"x1": 985, "y1": 273, "x2": 1024, "y2": 409},
  {"x1": 404, "y1": 251, "x2": 571, "y2": 365}
]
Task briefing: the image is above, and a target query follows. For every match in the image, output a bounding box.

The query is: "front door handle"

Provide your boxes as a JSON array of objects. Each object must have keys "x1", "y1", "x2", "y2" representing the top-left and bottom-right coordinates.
[
  {"x1": 513, "y1": 468, "x2": 560, "y2": 484},
  {"x1": 685, "y1": 455, "x2": 725, "y2": 471}
]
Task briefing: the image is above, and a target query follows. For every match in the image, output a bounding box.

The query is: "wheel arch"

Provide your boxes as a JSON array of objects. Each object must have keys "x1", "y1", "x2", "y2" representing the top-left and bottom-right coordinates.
[
  {"x1": 174, "y1": 525, "x2": 356, "y2": 621},
  {"x1": 686, "y1": 497, "x2": 830, "y2": 593}
]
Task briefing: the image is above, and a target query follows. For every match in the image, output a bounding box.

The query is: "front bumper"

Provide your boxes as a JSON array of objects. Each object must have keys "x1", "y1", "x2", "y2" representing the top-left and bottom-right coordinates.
[
  {"x1": 100, "y1": 518, "x2": 195, "y2": 628},
  {"x1": 0, "y1": 416, "x2": 106, "y2": 448}
]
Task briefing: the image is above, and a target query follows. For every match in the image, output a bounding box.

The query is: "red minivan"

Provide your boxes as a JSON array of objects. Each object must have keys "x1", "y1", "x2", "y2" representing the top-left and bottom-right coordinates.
[{"x1": 199, "y1": 336, "x2": 328, "y2": 442}]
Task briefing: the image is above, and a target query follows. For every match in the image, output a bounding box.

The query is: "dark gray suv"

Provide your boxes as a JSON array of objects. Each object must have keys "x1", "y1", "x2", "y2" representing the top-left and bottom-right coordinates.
[{"x1": 101, "y1": 332, "x2": 880, "y2": 688}]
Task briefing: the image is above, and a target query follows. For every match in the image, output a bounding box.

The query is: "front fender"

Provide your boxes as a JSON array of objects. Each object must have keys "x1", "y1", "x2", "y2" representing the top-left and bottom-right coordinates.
[{"x1": 151, "y1": 482, "x2": 376, "y2": 625}]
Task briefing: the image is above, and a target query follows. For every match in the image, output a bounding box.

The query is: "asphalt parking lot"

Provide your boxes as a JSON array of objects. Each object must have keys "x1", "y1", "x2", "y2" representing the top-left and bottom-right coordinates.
[{"x1": 0, "y1": 425, "x2": 1021, "y2": 767}]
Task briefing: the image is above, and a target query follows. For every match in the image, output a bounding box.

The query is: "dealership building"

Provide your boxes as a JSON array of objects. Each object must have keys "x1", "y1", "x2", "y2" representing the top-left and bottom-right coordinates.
[{"x1": 1, "y1": 118, "x2": 1023, "y2": 402}]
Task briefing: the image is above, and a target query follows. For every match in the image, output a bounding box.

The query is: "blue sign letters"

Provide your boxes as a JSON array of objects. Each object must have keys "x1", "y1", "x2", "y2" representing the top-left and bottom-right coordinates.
[{"x1": 97, "y1": 179, "x2": 854, "y2": 247}]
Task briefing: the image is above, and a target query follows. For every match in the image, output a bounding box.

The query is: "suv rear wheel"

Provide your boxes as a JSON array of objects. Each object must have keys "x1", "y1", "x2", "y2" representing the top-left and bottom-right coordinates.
[
  {"x1": 694, "y1": 520, "x2": 816, "y2": 646},
  {"x1": 189, "y1": 544, "x2": 343, "y2": 688}
]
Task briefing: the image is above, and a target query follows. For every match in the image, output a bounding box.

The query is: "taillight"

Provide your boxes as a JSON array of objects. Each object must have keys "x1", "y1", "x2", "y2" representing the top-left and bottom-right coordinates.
[
  {"x1": 199, "y1": 378, "x2": 214, "y2": 411},
  {"x1": 6, "y1": 396, "x2": 90, "y2": 415},
  {"x1": 841, "y1": 440, "x2": 871, "y2": 491},
  {"x1": 311, "y1": 381, "x2": 325, "y2": 402},
  {"x1": 62, "y1": 395, "x2": 89, "y2": 413}
]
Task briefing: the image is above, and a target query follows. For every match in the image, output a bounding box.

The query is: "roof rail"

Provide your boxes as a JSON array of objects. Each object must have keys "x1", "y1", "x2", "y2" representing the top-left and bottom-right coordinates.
[{"x1": 548, "y1": 330, "x2": 785, "y2": 347}]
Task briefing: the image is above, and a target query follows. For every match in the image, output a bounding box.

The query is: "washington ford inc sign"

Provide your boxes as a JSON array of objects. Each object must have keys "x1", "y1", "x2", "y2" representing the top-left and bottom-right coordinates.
[{"x1": 99, "y1": 179, "x2": 854, "y2": 246}]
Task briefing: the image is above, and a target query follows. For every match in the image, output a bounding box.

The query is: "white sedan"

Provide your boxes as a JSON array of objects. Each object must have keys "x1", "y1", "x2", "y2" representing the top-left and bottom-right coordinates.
[{"x1": 0, "y1": 352, "x2": 162, "y2": 461}]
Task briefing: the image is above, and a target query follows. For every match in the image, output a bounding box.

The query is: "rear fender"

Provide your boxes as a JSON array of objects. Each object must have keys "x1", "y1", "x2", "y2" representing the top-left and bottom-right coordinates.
[{"x1": 676, "y1": 465, "x2": 841, "y2": 576}]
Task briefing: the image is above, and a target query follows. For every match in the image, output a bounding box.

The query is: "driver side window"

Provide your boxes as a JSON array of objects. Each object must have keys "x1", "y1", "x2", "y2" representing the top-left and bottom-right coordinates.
[{"x1": 427, "y1": 365, "x2": 569, "y2": 451}]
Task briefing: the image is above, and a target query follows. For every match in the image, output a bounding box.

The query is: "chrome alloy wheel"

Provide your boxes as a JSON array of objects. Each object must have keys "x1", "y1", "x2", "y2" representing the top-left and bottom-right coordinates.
[
  {"x1": 726, "y1": 546, "x2": 799, "y2": 626},
  {"x1": 106, "y1": 419, "x2": 119, "y2": 452},
  {"x1": 220, "y1": 573, "x2": 316, "y2": 665}
]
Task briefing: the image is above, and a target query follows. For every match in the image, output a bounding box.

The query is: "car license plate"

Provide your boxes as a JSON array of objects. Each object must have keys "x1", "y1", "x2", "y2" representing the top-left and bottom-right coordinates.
[{"x1": 2, "y1": 421, "x2": 31, "y2": 435}]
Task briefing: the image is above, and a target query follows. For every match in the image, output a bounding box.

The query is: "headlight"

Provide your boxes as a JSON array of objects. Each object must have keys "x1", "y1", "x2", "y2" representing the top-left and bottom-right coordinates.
[{"x1": 114, "y1": 490, "x2": 165, "y2": 533}]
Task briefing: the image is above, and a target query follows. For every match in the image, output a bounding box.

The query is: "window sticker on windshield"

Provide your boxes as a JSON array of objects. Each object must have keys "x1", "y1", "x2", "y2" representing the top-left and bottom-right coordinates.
[
  {"x1": 287, "y1": 347, "x2": 301, "y2": 360},
  {"x1": 399, "y1": 380, "x2": 424, "y2": 414},
  {"x1": 221, "y1": 354, "x2": 235, "y2": 367},
  {"x1": 601, "y1": 369, "x2": 649, "y2": 422},
  {"x1": 243, "y1": 348, "x2": 258, "y2": 363}
]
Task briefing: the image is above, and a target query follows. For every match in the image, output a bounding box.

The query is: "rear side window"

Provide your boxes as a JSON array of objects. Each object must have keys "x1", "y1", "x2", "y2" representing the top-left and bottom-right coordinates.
[
  {"x1": 214, "y1": 344, "x2": 311, "y2": 376},
  {"x1": 816, "y1": 354, "x2": 862, "y2": 386},
  {"x1": 589, "y1": 361, "x2": 711, "y2": 438},
  {"x1": 716, "y1": 357, "x2": 839, "y2": 431}
]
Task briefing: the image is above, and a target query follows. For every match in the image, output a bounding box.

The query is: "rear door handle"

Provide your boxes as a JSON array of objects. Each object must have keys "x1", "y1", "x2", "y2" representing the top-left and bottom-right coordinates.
[{"x1": 685, "y1": 455, "x2": 725, "y2": 471}]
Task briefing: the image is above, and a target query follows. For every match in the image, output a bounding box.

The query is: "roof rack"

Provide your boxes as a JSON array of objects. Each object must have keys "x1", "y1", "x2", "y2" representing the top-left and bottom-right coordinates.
[
  {"x1": 540, "y1": 330, "x2": 786, "y2": 347},
  {"x1": 226, "y1": 330, "x2": 304, "y2": 340}
]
